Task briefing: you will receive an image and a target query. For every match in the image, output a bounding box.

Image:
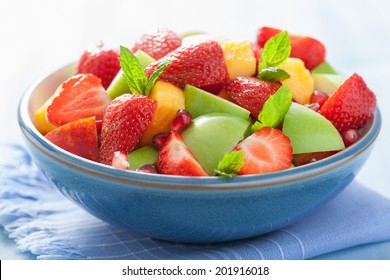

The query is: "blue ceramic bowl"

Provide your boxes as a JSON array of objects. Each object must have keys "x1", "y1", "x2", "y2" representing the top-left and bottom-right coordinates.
[{"x1": 18, "y1": 64, "x2": 381, "y2": 243}]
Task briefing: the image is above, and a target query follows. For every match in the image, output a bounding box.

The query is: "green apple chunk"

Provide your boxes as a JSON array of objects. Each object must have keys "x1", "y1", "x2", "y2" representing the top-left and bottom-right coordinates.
[
  {"x1": 312, "y1": 74, "x2": 345, "y2": 96},
  {"x1": 127, "y1": 145, "x2": 158, "y2": 170},
  {"x1": 283, "y1": 102, "x2": 345, "y2": 154},
  {"x1": 311, "y1": 61, "x2": 337, "y2": 74},
  {"x1": 107, "y1": 50, "x2": 155, "y2": 100},
  {"x1": 181, "y1": 113, "x2": 251, "y2": 175},
  {"x1": 184, "y1": 85, "x2": 250, "y2": 120}
]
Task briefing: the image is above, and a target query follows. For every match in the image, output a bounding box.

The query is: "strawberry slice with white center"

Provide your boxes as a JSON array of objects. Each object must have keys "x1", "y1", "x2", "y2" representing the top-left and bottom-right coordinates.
[
  {"x1": 47, "y1": 74, "x2": 110, "y2": 127},
  {"x1": 99, "y1": 94, "x2": 156, "y2": 165},
  {"x1": 157, "y1": 131, "x2": 208, "y2": 176},
  {"x1": 234, "y1": 127, "x2": 292, "y2": 175}
]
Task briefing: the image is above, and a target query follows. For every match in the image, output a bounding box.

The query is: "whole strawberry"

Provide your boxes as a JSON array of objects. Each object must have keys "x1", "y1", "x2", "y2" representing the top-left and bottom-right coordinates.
[
  {"x1": 145, "y1": 41, "x2": 229, "y2": 93},
  {"x1": 319, "y1": 73, "x2": 376, "y2": 132},
  {"x1": 224, "y1": 76, "x2": 281, "y2": 117},
  {"x1": 131, "y1": 28, "x2": 182, "y2": 60},
  {"x1": 257, "y1": 26, "x2": 326, "y2": 70},
  {"x1": 99, "y1": 94, "x2": 157, "y2": 165},
  {"x1": 76, "y1": 42, "x2": 120, "y2": 89}
]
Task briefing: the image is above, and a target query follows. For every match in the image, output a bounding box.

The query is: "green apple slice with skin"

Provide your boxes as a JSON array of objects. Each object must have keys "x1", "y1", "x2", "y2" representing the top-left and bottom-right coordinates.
[
  {"x1": 107, "y1": 50, "x2": 155, "y2": 100},
  {"x1": 283, "y1": 102, "x2": 345, "y2": 154},
  {"x1": 181, "y1": 113, "x2": 251, "y2": 175},
  {"x1": 311, "y1": 61, "x2": 337, "y2": 74},
  {"x1": 127, "y1": 145, "x2": 158, "y2": 170},
  {"x1": 312, "y1": 73, "x2": 345, "y2": 96},
  {"x1": 184, "y1": 85, "x2": 250, "y2": 120}
]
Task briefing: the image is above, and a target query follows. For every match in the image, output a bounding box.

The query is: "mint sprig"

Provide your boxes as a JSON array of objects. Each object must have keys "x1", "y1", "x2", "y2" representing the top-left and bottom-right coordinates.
[
  {"x1": 144, "y1": 58, "x2": 170, "y2": 95},
  {"x1": 119, "y1": 46, "x2": 170, "y2": 96},
  {"x1": 215, "y1": 151, "x2": 244, "y2": 178},
  {"x1": 251, "y1": 85, "x2": 292, "y2": 132},
  {"x1": 258, "y1": 31, "x2": 291, "y2": 82}
]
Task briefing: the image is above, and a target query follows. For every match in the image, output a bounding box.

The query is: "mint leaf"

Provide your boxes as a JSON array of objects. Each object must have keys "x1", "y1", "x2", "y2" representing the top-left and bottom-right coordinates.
[
  {"x1": 258, "y1": 31, "x2": 291, "y2": 82},
  {"x1": 119, "y1": 46, "x2": 147, "y2": 95},
  {"x1": 252, "y1": 85, "x2": 292, "y2": 131},
  {"x1": 259, "y1": 31, "x2": 291, "y2": 70},
  {"x1": 144, "y1": 59, "x2": 171, "y2": 96},
  {"x1": 257, "y1": 67, "x2": 290, "y2": 82},
  {"x1": 215, "y1": 151, "x2": 244, "y2": 178}
]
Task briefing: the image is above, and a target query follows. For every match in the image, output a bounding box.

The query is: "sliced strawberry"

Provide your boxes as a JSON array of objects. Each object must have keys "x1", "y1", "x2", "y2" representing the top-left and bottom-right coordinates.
[
  {"x1": 234, "y1": 128, "x2": 292, "y2": 175},
  {"x1": 224, "y1": 76, "x2": 281, "y2": 117},
  {"x1": 319, "y1": 73, "x2": 376, "y2": 132},
  {"x1": 45, "y1": 116, "x2": 99, "y2": 161},
  {"x1": 131, "y1": 28, "x2": 182, "y2": 60},
  {"x1": 145, "y1": 40, "x2": 229, "y2": 93},
  {"x1": 47, "y1": 74, "x2": 110, "y2": 127},
  {"x1": 76, "y1": 42, "x2": 120, "y2": 89},
  {"x1": 292, "y1": 151, "x2": 338, "y2": 166},
  {"x1": 256, "y1": 26, "x2": 326, "y2": 70},
  {"x1": 99, "y1": 94, "x2": 156, "y2": 165},
  {"x1": 157, "y1": 131, "x2": 208, "y2": 176}
]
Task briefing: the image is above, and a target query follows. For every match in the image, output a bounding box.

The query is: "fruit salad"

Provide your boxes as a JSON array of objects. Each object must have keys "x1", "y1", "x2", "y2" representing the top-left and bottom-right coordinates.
[{"x1": 34, "y1": 27, "x2": 377, "y2": 177}]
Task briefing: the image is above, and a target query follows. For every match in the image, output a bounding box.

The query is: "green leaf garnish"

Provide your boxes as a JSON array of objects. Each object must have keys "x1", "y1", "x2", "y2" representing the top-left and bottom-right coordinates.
[
  {"x1": 215, "y1": 151, "x2": 244, "y2": 178},
  {"x1": 257, "y1": 67, "x2": 290, "y2": 82},
  {"x1": 119, "y1": 46, "x2": 170, "y2": 96},
  {"x1": 119, "y1": 46, "x2": 147, "y2": 95},
  {"x1": 251, "y1": 85, "x2": 292, "y2": 132},
  {"x1": 145, "y1": 59, "x2": 171, "y2": 96},
  {"x1": 258, "y1": 31, "x2": 291, "y2": 82}
]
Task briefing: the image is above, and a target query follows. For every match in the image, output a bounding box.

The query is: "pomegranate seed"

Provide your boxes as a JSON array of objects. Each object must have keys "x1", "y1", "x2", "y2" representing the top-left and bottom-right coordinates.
[
  {"x1": 111, "y1": 151, "x2": 129, "y2": 170},
  {"x1": 170, "y1": 109, "x2": 192, "y2": 132},
  {"x1": 311, "y1": 91, "x2": 328, "y2": 108},
  {"x1": 305, "y1": 103, "x2": 320, "y2": 112},
  {"x1": 137, "y1": 164, "x2": 157, "y2": 174},
  {"x1": 342, "y1": 128, "x2": 360, "y2": 147},
  {"x1": 153, "y1": 132, "x2": 170, "y2": 149}
]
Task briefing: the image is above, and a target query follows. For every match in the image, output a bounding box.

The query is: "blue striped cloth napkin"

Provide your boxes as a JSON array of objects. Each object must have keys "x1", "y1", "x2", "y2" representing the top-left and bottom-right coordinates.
[{"x1": 1, "y1": 143, "x2": 390, "y2": 260}]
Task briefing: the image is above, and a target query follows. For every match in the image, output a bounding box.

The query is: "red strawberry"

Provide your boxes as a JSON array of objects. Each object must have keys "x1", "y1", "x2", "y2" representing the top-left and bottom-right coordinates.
[
  {"x1": 131, "y1": 28, "x2": 182, "y2": 60},
  {"x1": 319, "y1": 73, "x2": 376, "y2": 132},
  {"x1": 256, "y1": 26, "x2": 326, "y2": 70},
  {"x1": 47, "y1": 74, "x2": 110, "y2": 127},
  {"x1": 145, "y1": 40, "x2": 229, "y2": 93},
  {"x1": 234, "y1": 127, "x2": 292, "y2": 175},
  {"x1": 292, "y1": 151, "x2": 338, "y2": 166},
  {"x1": 251, "y1": 42, "x2": 262, "y2": 73},
  {"x1": 99, "y1": 94, "x2": 156, "y2": 165},
  {"x1": 45, "y1": 116, "x2": 99, "y2": 161},
  {"x1": 224, "y1": 76, "x2": 281, "y2": 117},
  {"x1": 76, "y1": 42, "x2": 120, "y2": 89},
  {"x1": 157, "y1": 131, "x2": 208, "y2": 176}
]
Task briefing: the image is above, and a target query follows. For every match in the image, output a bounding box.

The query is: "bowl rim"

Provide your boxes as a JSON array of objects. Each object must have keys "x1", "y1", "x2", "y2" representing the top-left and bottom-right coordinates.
[{"x1": 17, "y1": 63, "x2": 382, "y2": 191}]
